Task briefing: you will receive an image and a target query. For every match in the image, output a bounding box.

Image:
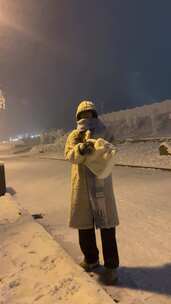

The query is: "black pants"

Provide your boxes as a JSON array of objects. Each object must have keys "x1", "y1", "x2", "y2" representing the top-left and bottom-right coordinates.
[{"x1": 78, "y1": 227, "x2": 119, "y2": 269}]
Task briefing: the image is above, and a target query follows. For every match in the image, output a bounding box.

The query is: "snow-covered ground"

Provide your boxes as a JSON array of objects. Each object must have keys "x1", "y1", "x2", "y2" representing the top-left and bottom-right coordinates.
[
  {"x1": 1, "y1": 136, "x2": 171, "y2": 170},
  {"x1": 30, "y1": 141, "x2": 171, "y2": 170},
  {"x1": 0, "y1": 194, "x2": 114, "y2": 304},
  {"x1": 114, "y1": 141, "x2": 171, "y2": 169},
  {"x1": 2, "y1": 157, "x2": 171, "y2": 303}
]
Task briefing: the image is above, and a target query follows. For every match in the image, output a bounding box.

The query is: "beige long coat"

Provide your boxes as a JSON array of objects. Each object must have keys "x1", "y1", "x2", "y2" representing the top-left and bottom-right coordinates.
[{"x1": 64, "y1": 126, "x2": 119, "y2": 229}]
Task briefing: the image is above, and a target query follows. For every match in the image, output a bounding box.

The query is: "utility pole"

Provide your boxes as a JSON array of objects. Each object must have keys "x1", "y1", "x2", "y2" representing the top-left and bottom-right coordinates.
[
  {"x1": 100, "y1": 101, "x2": 104, "y2": 115},
  {"x1": 0, "y1": 89, "x2": 7, "y2": 196}
]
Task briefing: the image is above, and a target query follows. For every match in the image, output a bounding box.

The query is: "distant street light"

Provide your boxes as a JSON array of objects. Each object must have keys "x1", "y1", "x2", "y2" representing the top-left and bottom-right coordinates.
[{"x1": 0, "y1": 90, "x2": 6, "y2": 110}]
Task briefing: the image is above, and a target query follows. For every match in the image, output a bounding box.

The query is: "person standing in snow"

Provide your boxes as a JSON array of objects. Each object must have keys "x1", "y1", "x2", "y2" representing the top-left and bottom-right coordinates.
[{"x1": 64, "y1": 100, "x2": 119, "y2": 284}]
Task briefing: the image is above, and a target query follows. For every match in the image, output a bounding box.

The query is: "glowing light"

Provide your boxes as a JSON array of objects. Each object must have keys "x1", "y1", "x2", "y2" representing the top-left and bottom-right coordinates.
[
  {"x1": 0, "y1": 3, "x2": 45, "y2": 45},
  {"x1": 0, "y1": 90, "x2": 6, "y2": 110}
]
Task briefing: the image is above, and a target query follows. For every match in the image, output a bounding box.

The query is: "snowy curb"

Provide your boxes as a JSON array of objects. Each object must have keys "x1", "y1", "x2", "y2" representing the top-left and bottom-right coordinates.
[
  {"x1": 115, "y1": 163, "x2": 171, "y2": 171},
  {"x1": 40, "y1": 156, "x2": 66, "y2": 161},
  {"x1": 0, "y1": 195, "x2": 114, "y2": 304}
]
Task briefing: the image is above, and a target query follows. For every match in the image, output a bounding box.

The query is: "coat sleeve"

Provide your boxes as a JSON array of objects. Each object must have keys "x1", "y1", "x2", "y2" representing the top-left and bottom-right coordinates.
[{"x1": 64, "y1": 130, "x2": 86, "y2": 164}]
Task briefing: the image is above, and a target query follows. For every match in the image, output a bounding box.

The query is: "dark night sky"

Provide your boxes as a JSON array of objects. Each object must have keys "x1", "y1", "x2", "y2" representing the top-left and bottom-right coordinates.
[{"x1": 0, "y1": 0, "x2": 171, "y2": 139}]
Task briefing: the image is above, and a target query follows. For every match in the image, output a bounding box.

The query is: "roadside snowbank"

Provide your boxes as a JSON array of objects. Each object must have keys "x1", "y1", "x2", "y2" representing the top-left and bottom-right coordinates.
[
  {"x1": 0, "y1": 195, "x2": 114, "y2": 304},
  {"x1": 38, "y1": 141, "x2": 171, "y2": 170},
  {"x1": 114, "y1": 141, "x2": 171, "y2": 169}
]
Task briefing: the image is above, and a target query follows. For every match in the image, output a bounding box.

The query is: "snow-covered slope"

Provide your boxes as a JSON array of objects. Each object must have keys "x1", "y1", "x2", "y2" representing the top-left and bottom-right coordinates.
[{"x1": 101, "y1": 99, "x2": 171, "y2": 139}]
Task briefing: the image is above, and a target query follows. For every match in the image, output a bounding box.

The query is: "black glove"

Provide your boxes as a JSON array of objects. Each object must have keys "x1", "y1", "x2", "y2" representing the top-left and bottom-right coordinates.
[{"x1": 79, "y1": 142, "x2": 94, "y2": 155}]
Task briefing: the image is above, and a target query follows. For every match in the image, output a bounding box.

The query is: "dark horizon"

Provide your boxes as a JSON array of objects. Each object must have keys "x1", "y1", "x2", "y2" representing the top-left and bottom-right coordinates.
[{"x1": 0, "y1": 0, "x2": 171, "y2": 139}]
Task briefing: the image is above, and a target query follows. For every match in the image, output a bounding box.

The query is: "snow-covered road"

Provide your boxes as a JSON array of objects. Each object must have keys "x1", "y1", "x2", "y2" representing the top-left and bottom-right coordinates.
[{"x1": 4, "y1": 157, "x2": 171, "y2": 303}]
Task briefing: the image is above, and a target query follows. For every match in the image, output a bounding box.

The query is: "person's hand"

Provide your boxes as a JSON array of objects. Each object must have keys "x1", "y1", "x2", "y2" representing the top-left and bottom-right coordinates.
[{"x1": 79, "y1": 142, "x2": 94, "y2": 155}]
